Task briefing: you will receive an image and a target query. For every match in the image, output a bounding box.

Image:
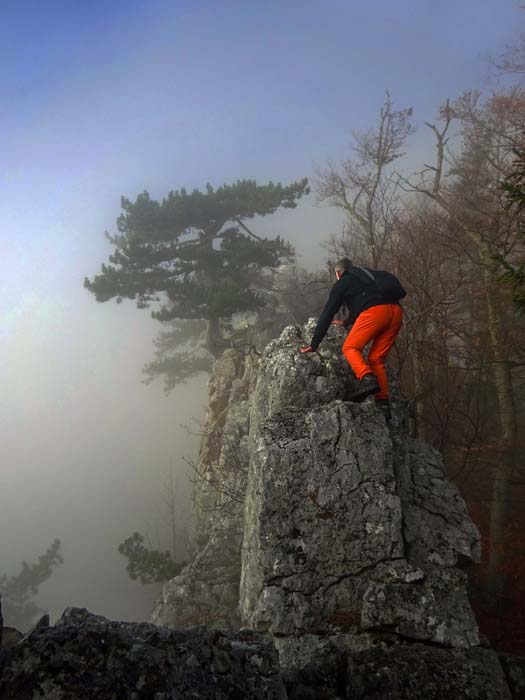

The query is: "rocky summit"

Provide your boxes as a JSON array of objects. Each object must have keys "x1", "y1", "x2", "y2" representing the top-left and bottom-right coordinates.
[
  {"x1": 0, "y1": 320, "x2": 520, "y2": 698},
  {"x1": 153, "y1": 320, "x2": 512, "y2": 698}
]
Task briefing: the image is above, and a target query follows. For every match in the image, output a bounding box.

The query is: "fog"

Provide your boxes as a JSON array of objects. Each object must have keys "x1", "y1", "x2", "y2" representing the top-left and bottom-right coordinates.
[{"x1": 0, "y1": 0, "x2": 519, "y2": 625}]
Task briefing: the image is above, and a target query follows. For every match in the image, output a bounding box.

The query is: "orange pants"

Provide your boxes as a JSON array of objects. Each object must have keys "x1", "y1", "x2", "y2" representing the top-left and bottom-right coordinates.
[{"x1": 342, "y1": 304, "x2": 403, "y2": 400}]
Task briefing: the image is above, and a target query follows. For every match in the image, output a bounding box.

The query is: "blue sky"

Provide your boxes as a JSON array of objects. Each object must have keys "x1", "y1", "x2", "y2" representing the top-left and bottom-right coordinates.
[
  {"x1": 1, "y1": 1, "x2": 520, "y2": 289},
  {"x1": 0, "y1": 0, "x2": 522, "y2": 623}
]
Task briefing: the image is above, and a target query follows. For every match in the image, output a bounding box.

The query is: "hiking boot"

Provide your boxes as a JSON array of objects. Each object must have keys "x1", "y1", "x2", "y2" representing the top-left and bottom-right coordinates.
[
  {"x1": 348, "y1": 373, "x2": 380, "y2": 402},
  {"x1": 375, "y1": 398, "x2": 391, "y2": 421}
]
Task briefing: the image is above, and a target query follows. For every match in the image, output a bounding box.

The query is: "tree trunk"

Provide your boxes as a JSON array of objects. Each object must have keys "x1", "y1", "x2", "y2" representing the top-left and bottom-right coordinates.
[
  {"x1": 206, "y1": 317, "x2": 223, "y2": 359},
  {"x1": 482, "y1": 258, "x2": 518, "y2": 594},
  {"x1": 412, "y1": 330, "x2": 426, "y2": 441},
  {"x1": 200, "y1": 232, "x2": 225, "y2": 360}
]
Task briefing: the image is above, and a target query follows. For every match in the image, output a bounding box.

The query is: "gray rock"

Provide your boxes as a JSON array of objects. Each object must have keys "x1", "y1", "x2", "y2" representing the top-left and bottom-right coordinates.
[
  {"x1": 345, "y1": 642, "x2": 512, "y2": 699},
  {"x1": 361, "y1": 565, "x2": 479, "y2": 647},
  {"x1": 498, "y1": 653, "x2": 525, "y2": 700},
  {"x1": 274, "y1": 635, "x2": 347, "y2": 699},
  {"x1": 395, "y1": 436, "x2": 481, "y2": 567},
  {"x1": 0, "y1": 607, "x2": 286, "y2": 699},
  {"x1": 240, "y1": 400, "x2": 404, "y2": 635},
  {"x1": 148, "y1": 319, "x2": 509, "y2": 697},
  {"x1": 275, "y1": 633, "x2": 513, "y2": 699},
  {"x1": 239, "y1": 321, "x2": 480, "y2": 645}
]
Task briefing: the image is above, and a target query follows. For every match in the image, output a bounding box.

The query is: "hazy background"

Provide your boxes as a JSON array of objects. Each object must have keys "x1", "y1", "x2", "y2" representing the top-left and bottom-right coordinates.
[{"x1": 0, "y1": 0, "x2": 520, "y2": 623}]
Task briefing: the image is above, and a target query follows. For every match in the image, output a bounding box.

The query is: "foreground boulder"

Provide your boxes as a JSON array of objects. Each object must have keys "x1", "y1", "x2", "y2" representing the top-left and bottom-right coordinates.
[
  {"x1": 0, "y1": 607, "x2": 285, "y2": 699},
  {"x1": 274, "y1": 633, "x2": 513, "y2": 700},
  {"x1": 0, "y1": 609, "x2": 514, "y2": 700},
  {"x1": 344, "y1": 641, "x2": 512, "y2": 700}
]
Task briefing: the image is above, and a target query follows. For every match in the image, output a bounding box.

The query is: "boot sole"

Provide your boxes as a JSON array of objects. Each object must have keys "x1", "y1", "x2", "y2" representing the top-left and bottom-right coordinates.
[{"x1": 349, "y1": 385, "x2": 381, "y2": 403}]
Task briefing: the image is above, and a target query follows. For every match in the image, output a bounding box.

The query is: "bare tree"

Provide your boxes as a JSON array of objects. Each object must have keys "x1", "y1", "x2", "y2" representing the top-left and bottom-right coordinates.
[
  {"x1": 494, "y1": 23, "x2": 525, "y2": 76},
  {"x1": 397, "y1": 88, "x2": 525, "y2": 592},
  {"x1": 390, "y1": 202, "x2": 467, "y2": 442},
  {"x1": 316, "y1": 92, "x2": 414, "y2": 267}
]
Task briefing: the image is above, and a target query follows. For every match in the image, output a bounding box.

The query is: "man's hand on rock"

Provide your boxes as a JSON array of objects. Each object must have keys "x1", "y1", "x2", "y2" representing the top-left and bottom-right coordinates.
[
  {"x1": 331, "y1": 320, "x2": 344, "y2": 327},
  {"x1": 299, "y1": 346, "x2": 314, "y2": 353}
]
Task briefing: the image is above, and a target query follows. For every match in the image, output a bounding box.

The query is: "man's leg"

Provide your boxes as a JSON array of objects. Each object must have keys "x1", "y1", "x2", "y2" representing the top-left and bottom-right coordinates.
[
  {"x1": 367, "y1": 304, "x2": 404, "y2": 400},
  {"x1": 342, "y1": 305, "x2": 392, "y2": 380}
]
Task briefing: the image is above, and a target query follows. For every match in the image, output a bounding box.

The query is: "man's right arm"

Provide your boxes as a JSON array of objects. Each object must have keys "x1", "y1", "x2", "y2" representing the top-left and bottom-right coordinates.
[{"x1": 309, "y1": 281, "x2": 346, "y2": 350}]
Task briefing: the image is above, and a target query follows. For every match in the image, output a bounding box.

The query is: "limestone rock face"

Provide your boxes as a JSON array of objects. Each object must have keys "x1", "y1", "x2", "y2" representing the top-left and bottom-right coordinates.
[
  {"x1": 240, "y1": 400, "x2": 404, "y2": 636},
  {"x1": 0, "y1": 607, "x2": 285, "y2": 700},
  {"x1": 152, "y1": 348, "x2": 257, "y2": 628},
  {"x1": 240, "y1": 320, "x2": 480, "y2": 647},
  {"x1": 148, "y1": 319, "x2": 515, "y2": 698}
]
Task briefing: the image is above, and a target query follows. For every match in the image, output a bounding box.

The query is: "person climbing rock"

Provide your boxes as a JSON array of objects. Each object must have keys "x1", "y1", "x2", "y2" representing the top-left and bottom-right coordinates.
[{"x1": 299, "y1": 257, "x2": 406, "y2": 418}]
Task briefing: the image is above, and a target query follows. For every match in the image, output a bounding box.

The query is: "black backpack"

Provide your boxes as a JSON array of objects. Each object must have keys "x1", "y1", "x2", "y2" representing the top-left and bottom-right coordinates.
[{"x1": 355, "y1": 267, "x2": 407, "y2": 302}]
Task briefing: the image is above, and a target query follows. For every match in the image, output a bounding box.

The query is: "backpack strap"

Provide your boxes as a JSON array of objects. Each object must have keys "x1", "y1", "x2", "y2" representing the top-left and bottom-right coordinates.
[
  {"x1": 356, "y1": 266, "x2": 376, "y2": 283},
  {"x1": 347, "y1": 266, "x2": 376, "y2": 291}
]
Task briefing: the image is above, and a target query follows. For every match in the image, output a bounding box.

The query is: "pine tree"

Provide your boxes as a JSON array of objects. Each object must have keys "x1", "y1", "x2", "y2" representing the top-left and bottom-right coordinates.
[
  {"x1": 117, "y1": 532, "x2": 183, "y2": 584},
  {"x1": 84, "y1": 178, "x2": 309, "y2": 386}
]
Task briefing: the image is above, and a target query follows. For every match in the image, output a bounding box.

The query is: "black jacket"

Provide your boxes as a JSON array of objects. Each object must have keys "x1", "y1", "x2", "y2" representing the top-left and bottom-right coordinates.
[{"x1": 310, "y1": 268, "x2": 392, "y2": 350}]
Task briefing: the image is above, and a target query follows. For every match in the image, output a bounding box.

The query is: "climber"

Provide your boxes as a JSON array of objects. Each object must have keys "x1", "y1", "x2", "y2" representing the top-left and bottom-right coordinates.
[{"x1": 299, "y1": 257, "x2": 405, "y2": 418}]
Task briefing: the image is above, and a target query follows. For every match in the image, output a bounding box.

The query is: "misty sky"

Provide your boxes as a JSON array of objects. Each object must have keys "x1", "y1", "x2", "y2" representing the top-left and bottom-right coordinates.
[{"x1": 0, "y1": 0, "x2": 521, "y2": 624}]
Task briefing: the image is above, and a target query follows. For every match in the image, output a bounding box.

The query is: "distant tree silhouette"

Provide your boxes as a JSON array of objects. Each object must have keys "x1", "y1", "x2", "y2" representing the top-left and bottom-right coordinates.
[{"x1": 0, "y1": 539, "x2": 63, "y2": 632}]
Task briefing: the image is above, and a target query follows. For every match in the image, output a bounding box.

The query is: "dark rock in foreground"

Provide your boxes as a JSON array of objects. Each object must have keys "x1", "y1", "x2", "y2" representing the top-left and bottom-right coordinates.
[
  {"x1": 0, "y1": 607, "x2": 286, "y2": 700},
  {"x1": 275, "y1": 633, "x2": 513, "y2": 700},
  {"x1": 0, "y1": 629, "x2": 23, "y2": 651},
  {"x1": 0, "y1": 607, "x2": 515, "y2": 700},
  {"x1": 345, "y1": 641, "x2": 512, "y2": 700},
  {"x1": 499, "y1": 653, "x2": 525, "y2": 700}
]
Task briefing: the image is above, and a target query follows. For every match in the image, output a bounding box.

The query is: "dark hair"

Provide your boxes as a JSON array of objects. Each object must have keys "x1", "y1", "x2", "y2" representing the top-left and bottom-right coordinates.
[{"x1": 334, "y1": 257, "x2": 352, "y2": 272}]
